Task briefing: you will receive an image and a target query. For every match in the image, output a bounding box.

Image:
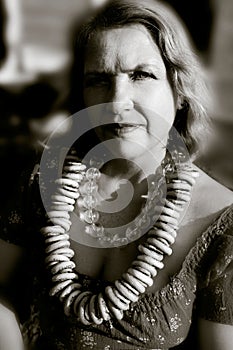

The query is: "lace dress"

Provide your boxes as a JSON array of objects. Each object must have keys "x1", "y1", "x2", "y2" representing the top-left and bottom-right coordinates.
[{"x1": 0, "y1": 167, "x2": 233, "y2": 350}]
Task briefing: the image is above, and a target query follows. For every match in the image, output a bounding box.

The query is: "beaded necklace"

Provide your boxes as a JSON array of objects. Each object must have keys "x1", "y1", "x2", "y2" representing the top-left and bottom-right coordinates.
[{"x1": 41, "y1": 157, "x2": 198, "y2": 325}]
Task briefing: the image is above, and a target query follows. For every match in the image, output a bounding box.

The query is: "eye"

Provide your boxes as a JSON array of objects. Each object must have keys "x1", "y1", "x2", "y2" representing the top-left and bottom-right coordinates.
[
  {"x1": 130, "y1": 71, "x2": 157, "y2": 81},
  {"x1": 84, "y1": 74, "x2": 110, "y2": 88}
]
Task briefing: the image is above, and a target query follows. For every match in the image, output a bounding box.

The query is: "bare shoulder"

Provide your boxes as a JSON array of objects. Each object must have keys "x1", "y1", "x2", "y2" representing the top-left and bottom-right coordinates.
[
  {"x1": 171, "y1": 166, "x2": 233, "y2": 276},
  {"x1": 198, "y1": 319, "x2": 233, "y2": 350},
  {"x1": 184, "y1": 165, "x2": 233, "y2": 224}
]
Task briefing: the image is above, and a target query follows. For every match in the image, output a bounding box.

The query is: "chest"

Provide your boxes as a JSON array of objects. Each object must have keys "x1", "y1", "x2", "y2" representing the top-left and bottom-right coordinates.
[{"x1": 69, "y1": 211, "x2": 215, "y2": 292}]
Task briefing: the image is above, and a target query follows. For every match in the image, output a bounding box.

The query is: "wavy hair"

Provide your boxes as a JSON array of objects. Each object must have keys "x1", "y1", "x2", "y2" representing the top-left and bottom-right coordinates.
[{"x1": 68, "y1": 0, "x2": 210, "y2": 156}]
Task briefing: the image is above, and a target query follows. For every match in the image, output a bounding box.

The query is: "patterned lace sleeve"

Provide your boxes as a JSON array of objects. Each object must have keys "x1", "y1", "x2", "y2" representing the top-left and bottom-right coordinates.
[{"x1": 197, "y1": 223, "x2": 233, "y2": 325}]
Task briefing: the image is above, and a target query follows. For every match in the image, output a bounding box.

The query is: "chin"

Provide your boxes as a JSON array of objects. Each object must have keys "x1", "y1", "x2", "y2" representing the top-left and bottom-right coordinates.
[{"x1": 104, "y1": 139, "x2": 148, "y2": 162}]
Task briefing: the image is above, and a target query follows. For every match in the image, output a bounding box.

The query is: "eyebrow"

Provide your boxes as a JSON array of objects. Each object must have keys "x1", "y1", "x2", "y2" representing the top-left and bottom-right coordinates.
[
  {"x1": 84, "y1": 71, "x2": 111, "y2": 77},
  {"x1": 84, "y1": 63, "x2": 165, "y2": 76}
]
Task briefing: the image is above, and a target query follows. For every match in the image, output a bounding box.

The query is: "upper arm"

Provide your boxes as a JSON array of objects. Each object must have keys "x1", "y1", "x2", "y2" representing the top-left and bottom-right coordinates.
[
  {"x1": 0, "y1": 302, "x2": 24, "y2": 350},
  {"x1": 0, "y1": 239, "x2": 25, "y2": 286},
  {"x1": 196, "y1": 212, "x2": 233, "y2": 349},
  {"x1": 198, "y1": 318, "x2": 233, "y2": 350}
]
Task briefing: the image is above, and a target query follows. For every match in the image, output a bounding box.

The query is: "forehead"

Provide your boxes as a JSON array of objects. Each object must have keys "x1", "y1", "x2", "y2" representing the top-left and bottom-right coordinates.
[{"x1": 84, "y1": 24, "x2": 166, "y2": 72}]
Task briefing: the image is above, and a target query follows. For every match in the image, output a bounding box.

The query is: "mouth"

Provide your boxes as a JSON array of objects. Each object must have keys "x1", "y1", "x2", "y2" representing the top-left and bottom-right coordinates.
[{"x1": 102, "y1": 123, "x2": 144, "y2": 136}]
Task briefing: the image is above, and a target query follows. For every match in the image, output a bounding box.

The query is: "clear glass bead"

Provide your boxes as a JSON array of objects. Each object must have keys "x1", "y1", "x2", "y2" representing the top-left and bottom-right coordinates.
[
  {"x1": 148, "y1": 177, "x2": 158, "y2": 190},
  {"x1": 147, "y1": 188, "x2": 158, "y2": 200},
  {"x1": 135, "y1": 213, "x2": 150, "y2": 230},
  {"x1": 83, "y1": 181, "x2": 98, "y2": 194},
  {"x1": 144, "y1": 200, "x2": 156, "y2": 215},
  {"x1": 139, "y1": 215, "x2": 151, "y2": 229},
  {"x1": 120, "y1": 237, "x2": 128, "y2": 245},
  {"x1": 126, "y1": 227, "x2": 138, "y2": 240},
  {"x1": 111, "y1": 234, "x2": 121, "y2": 243},
  {"x1": 79, "y1": 210, "x2": 86, "y2": 222},
  {"x1": 86, "y1": 167, "x2": 101, "y2": 181},
  {"x1": 99, "y1": 236, "x2": 111, "y2": 245},
  {"x1": 83, "y1": 195, "x2": 97, "y2": 209},
  {"x1": 157, "y1": 186, "x2": 166, "y2": 198},
  {"x1": 92, "y1": 223, "x2": 105, "y2": 237},
  {"x1": 76, "y1": 197, "x2": 84, "y2": 208},
  {"x1": 83, "y1": 209, "x2": 99, "y2": 224},
  {"x1": 85, "y1": 225, "x2": 96, "y2": 237},
  {"x1": 89, "y1": 157, "x2": 104, "y2": 169}
]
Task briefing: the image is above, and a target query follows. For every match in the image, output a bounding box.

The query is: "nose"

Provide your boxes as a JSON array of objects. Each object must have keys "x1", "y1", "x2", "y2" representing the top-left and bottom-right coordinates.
[{"x1": 106, "y1": 76, "x2": 134, "y2": 116}]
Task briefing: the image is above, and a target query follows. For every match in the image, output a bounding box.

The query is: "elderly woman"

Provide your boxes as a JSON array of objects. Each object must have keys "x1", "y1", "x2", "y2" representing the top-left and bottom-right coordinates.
[{"x1": 0, "y1": 0, "x2": 233, "y2": 349}]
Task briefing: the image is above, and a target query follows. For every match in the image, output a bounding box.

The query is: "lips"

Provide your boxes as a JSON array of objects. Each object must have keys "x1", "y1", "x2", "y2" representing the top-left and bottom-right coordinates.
[{"x1": 102, "y1": 123, "x2": 144, "y2": 136}]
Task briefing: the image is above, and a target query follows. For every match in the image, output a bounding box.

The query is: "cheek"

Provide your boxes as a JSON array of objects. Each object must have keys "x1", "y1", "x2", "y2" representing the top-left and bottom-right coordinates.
[
  {"x1": 142, "y1": 83, "x2": 176, "y2": 125},
  {"x1": 136, "y1": 84, "x2": 176, "y2": 142},
  {"x1": 161, "y1": 94, "x2": 176, "y2": 124}
]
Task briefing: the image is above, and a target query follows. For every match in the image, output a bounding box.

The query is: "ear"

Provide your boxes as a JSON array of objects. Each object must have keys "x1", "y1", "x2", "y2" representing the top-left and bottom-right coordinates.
[{"x1": 176, "y1": 95, "x2": 184, "y2": 110}]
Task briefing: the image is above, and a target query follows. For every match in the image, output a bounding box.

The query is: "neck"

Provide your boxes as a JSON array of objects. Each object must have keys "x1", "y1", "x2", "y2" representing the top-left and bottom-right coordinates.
[
  {"x1": 96, "y1": 149, "x2": 165, "y2": 202},
  {"x1": 100, "y1": 148, "x2": 166, "y2": 183}
]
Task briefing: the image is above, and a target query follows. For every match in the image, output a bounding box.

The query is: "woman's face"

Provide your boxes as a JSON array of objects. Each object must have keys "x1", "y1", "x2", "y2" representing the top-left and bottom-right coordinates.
[{"x1": 83, "y1": 24, "x2": 177, "y2": 164}]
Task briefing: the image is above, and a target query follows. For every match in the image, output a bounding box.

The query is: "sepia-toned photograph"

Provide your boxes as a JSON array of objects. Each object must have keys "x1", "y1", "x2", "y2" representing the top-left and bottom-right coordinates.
[{"x1": 0, "y1": 1, "x2": 232, "y2": 349}]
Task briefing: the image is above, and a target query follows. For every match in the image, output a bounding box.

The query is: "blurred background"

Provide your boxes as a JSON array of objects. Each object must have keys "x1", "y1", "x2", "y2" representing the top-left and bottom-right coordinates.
[{"x1": 0, "y1": 0, "x2": 232, "y2": 209}]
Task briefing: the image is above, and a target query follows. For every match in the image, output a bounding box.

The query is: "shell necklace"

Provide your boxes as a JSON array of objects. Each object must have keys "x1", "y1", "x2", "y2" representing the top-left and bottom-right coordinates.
[{"x1": 41, "y1": 157, "x2": 198, "y2": 325}]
